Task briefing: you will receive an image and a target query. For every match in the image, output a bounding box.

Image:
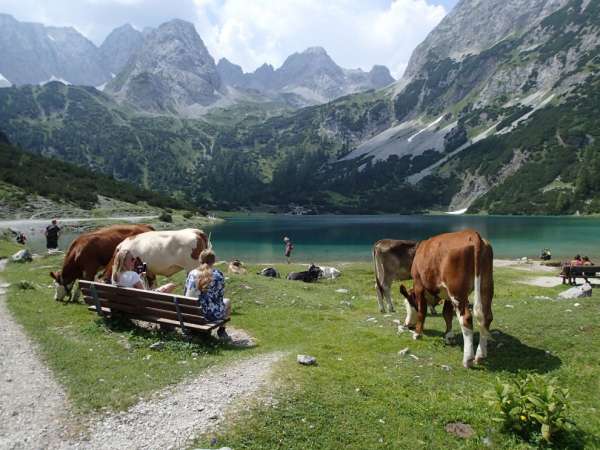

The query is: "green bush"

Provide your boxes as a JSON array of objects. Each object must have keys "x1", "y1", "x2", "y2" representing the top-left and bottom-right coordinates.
[
  {"x1": 487, "y1": 374, "x2": 574, "y2": 444},
  {"x1": 158, "y1": 211, "x2": 173, "y2": 223},
  {"x1": 183, "y1": 211, "x2": 194, "y2": 219}
]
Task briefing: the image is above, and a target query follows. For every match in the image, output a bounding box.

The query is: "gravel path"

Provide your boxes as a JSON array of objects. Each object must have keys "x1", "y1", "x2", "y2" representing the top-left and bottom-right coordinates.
[
  {"x1": 0, "y1": 259, "x2": 71, "y2": 450},
  {"x1": 71, "y1": 352, "x2": 285, "y2": 449},
  {"x1": 0, "y1": 259, "x2": 284, "y2": 449}
]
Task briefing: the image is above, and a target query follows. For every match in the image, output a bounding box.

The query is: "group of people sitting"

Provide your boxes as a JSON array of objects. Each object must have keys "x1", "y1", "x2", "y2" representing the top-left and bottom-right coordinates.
[
  {"x1": 111, "y1": 248, "x2": 231, "y2": 340},
  {"x1": 562, "y1": 254, "x2": 594, "y2": 285}
]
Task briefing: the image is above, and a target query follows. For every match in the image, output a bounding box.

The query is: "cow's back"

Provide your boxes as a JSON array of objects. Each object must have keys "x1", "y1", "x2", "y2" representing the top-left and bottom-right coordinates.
[
  {"x1": 117, "y1": 228, "x2": 208, "y2": 274},
  {"x1": 412, "y1": 229, "x2": 483, "y2": 290},
  {"x1": 373, "y1": 239, "x2": 417, "y2": 282}
]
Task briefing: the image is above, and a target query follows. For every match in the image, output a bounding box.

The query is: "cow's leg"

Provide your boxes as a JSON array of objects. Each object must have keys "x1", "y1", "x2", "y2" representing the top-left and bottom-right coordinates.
[
  {"x1": 475, "y1": 272, "x2": 494, "y2": 364},
  {"x1": 375, "y1": 281, "x2": 387, "y2": 313},
  {"x1": 413, "y1": 287, "x2": 427, "y2": 339},
  {"x1": 443, "y1": 300, "x2": 455, "y2": 344},
  {"x1": 456, "y1": 303, "x2": 475, "y2": 368}
]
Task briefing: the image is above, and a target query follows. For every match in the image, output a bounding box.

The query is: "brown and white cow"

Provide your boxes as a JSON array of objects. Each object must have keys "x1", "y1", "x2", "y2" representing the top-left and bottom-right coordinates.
[
  {"x1": 50, "y1": 223, "x2": 154, "y2": 301},
  {"x1": 104, "y1": 228, "x2": 209, "y2": 286},
  {"x1": 399, "y1": 229, "x2": 494, "y2": 368},
  {"x1": 373, "y1": 239, "x2": 441, "y2": 314}
]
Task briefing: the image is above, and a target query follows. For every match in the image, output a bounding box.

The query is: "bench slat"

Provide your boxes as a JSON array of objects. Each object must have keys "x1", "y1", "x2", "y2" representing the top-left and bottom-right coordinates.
[
  {"x1": 86, "y1": 306, "x2": 226, "y2": 331},
  {"x1": 79, "y1": 281, "x2": 200, "y2": 307},
  {"x1": 83, "y1": 296, "x2": 213, "y2": 325},
  {"x1": 80, "y1": 287, "x2": 204, "y2": 316}
]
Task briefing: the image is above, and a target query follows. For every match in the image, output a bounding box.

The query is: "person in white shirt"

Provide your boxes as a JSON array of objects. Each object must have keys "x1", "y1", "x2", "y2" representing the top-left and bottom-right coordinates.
[{"x1": 111, "y1": 249, "x2": 176, "y2": 293}]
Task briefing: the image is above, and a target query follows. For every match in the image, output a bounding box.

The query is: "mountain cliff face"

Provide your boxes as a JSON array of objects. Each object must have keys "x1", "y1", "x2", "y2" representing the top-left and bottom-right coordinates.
[
  {"x1": 99, "y1": 24, "x2": 144, "y2": 77},
  {"x1": 216, "y1": 47, "x2": 395, "y2": 106},
  {"x1": 1, "y1": 0, "x2": 599, "y2": 214},
  {"x1": 0, "y1": 13, "x2": 109, "y2": 86},
  {"x1": 106, "y1": 19, "x2": 222, "y2": 114}
]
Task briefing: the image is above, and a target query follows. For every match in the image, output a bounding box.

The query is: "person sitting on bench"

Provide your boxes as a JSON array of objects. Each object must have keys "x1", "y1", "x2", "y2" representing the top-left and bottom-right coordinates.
[
  {"x1": 184, "y1": 249, "x2": 231, "y2": 340},
  {"x1": 111, "y1": 249, "x2": 176, "y2": 293}
]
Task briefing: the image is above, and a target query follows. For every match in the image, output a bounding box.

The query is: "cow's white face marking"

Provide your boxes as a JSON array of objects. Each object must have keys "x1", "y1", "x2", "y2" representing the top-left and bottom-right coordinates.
[
  {"x1": 456, "y1": 310, "x2": 474, "y2": 368},
  {"x1": 404, "y1": 299, "x2": 417, "y2": 327}
]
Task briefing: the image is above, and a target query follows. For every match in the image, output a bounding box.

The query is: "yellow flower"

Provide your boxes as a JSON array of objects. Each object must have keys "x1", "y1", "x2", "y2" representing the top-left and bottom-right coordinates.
[{"x1": 520, "y1": 415, "x2": 527, "y2": 421}]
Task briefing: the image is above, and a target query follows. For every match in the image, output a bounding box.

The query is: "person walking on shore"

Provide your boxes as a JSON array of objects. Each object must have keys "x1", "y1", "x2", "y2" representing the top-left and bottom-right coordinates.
[
  {"x1": 45, "y1": 219, "x2": 61, "y2": 251},
  {"x1": 283, "y1": 236, "x2": 294, "y2": 264}
]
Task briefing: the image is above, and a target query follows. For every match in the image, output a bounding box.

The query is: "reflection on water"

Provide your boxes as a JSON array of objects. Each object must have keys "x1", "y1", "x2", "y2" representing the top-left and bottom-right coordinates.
[{"x1": 3, "y1": 214, "x2": 600, "y2": 263}]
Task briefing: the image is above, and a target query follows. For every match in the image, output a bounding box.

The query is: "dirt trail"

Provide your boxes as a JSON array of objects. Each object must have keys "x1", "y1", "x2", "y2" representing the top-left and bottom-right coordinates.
[{"x1": 0, "y1": 259, "x2": 70, "y2": 449}]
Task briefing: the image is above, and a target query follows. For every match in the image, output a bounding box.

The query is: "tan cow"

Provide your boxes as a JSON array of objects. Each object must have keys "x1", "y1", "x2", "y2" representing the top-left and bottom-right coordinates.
[
  {"x1": 399, "y1": 229, "x2": 494, "y2": 368},
  {"x1": 104, "y1": 228, "x2": 209, "y2": 286},
  {"x1": 373, "y1": 239, "x2": 440, "y2": 314}
]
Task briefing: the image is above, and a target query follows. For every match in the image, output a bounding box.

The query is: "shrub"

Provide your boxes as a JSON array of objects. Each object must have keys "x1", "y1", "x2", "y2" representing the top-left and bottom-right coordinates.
[
  {"x1": 158, "y1": 211, "x2": 173, "y2": 223},
  {"x1": 487, "y1": 374, "x2": 574, "y2": 444},
  {"x1": 183, "y1": 211, "x2": 194, "y2": 219}
]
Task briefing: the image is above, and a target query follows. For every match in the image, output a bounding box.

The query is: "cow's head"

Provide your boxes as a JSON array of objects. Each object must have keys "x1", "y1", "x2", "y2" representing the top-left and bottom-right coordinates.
[
  {"x1": 399, "y1": 284, "x2": 418, "y2": 327},
  {"x1": 50, "y1": 271, "x2": 74, "y2": 301},
  {"x1": 308, "y1": 264, "x2": 323, "y2": 279}
]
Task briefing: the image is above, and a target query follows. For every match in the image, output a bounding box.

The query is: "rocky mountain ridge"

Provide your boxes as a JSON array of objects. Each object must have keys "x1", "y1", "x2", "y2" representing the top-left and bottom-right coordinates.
[{"x1": 0, "y1": 13, "x2": 394, "y2": 111}]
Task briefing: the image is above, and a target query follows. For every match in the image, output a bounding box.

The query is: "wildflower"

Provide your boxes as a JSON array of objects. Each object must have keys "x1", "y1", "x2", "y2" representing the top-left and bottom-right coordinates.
[{"x1": 520, "y1": 415, "x2": 527, "y2": 421}]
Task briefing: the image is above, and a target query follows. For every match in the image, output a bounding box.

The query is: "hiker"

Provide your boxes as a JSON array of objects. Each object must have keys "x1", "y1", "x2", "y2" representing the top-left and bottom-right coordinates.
[
  {"x1": 582, "y1": 256, "x2": 594, "y2": 283},
  {"x1": 111, "y1": 249, "x2": 176, "y2": 293},
  {"x1": 283, "y1": 236, "x2": 294, "y2": 264},
  {"x1": 16, "y1": 231, "x2": 27, "y2": 245},
  {"x1": 184, "y1": 249, "x2": 231, "y2": 340},
  {"x1": 566, "y1": 254, "x2": 583, "y2": 285},
  {"x1": 45, "y1": 219, "x2": 61, "y2": 250}
]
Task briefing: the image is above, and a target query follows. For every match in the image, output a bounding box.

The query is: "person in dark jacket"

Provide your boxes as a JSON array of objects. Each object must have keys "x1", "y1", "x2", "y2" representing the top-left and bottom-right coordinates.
[
  {"x1": 283, "y1": 236, "x2": 294, "y2": 264},
  {"x1": 45, "y1": 219, "x2": 61, "y2": 250}
]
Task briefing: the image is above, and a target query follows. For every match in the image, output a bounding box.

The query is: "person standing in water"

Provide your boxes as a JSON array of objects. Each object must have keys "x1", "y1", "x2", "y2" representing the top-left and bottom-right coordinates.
[
  {"x1": 283, "y1": 236, "x2": 294, "y2": 264},
  {"x1": 45, "y1": 219, "x2": 61, "y2": 251}
]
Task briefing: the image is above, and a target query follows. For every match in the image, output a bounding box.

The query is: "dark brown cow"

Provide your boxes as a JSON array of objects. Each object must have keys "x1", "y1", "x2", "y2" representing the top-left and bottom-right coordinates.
[
  {"x1": 399, "y1": 229, "x2": 494, "y2": 368},
  {"x1": 50, "y1": 223, "x2": 154, "y2": 301}
]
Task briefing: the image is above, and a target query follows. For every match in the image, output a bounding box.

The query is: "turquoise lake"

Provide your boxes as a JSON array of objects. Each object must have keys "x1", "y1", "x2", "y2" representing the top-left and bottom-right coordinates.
[
  {"x1": 6, "y1": 214, "x2": 600, "y2": 263},
  {"x1": 201, "y1": 214, "x2": 600, "y2": 263}
]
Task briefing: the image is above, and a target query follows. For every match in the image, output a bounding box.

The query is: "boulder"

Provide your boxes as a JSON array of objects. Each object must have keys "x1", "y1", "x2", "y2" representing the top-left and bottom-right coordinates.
[
  {"x1": 11, "y1": 249, "x2": 32, "y2": 263},
  {"x1": 558, "y1": 283, "x2": 592, "y2": 299}
]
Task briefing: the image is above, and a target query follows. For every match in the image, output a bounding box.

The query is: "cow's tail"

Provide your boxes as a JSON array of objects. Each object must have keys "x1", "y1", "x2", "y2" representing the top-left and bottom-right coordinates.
[
  {"x1": 473, "y1": 233, "x2": 494, "y2": 337},
  {"x1": 373, "y1": 243, "x2": 385, "y2": 298}
]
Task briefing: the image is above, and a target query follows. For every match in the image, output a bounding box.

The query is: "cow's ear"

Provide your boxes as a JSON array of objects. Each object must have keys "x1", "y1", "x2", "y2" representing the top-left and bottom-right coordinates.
[
  {"x1": 50, "y1": 271, "x2": 58, "y2": 281},
  {"x1": 399, "y1": 284, "x2": 410, "y2": 299}
]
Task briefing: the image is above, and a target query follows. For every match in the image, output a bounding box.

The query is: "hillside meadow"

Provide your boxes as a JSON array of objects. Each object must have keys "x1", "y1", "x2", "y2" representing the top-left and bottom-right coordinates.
[{"x1": 1, "y1": 251, "x2": 599, "y2": 449}]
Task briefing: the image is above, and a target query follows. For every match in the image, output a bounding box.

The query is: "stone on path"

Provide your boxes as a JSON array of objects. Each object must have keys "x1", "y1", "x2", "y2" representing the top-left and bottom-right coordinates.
[
  {"x1": 11, "y1": 249, "x2": 32, "y2": 263},
  {"x1": 297, "y1": 354, "x2": 317, "y2": 365},
  {"x1": 445, "y1": 422, "x2": 475, "y2": 438}
]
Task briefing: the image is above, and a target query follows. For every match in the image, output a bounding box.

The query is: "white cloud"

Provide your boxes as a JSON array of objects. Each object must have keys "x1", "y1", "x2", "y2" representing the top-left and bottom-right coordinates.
[{"x1": 194, "y1": 0, "x2": 447, "y2": 78}]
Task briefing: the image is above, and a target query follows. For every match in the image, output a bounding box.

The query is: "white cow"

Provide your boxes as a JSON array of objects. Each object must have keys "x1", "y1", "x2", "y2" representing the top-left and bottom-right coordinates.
[
  {"x1": 106, "y1": 228, "x2": 209, "y2": 284},
  {"x1": 319, "y1": 266, "x2": 341, "y2": 279}
]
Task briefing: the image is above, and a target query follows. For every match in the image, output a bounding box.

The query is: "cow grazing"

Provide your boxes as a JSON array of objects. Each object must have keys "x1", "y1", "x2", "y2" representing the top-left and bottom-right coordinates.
[
  {"x1": 373, "y1": 239, "x2": 419, "y2": 313},
  {"x1": 50, "y1": 224, "x2": 154, "y2": 301},
  {"x1": 399, "y1": 229, "x2": 494, "y2": 368},
  {"x1": 105, "y1": 228, "x2": 209, "y2": 286},
  {"x1": 287, "y1": 264, "x2": 323, "y2": 282}
]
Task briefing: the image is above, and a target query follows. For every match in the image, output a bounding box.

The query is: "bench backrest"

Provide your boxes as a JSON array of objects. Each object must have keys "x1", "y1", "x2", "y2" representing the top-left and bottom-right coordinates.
[
  {"x1": 568, "y1": 265, "x2": 600, "y2": 274},
  {"x1": 78, "y1": 280, "x2": 212, "y2": 326}
]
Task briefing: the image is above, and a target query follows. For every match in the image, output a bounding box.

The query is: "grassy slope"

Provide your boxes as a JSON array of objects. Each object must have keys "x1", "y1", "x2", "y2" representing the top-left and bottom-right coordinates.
[{"x1": 1, "y1": 254, "x2": 599, "y2": 448}]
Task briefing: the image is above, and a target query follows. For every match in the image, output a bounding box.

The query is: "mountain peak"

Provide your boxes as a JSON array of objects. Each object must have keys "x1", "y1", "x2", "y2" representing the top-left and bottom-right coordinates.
[{"x1": 302, "y1": 46, "x2": 328, "y2": 56}]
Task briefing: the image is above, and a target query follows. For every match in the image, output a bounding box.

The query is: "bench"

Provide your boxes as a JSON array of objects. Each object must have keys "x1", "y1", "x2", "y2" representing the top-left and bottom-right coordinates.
[
  {"x1": 560, "y1": 265, "x2": 600, "y2": 284},
  {"x1": 79, "y1": 280, "x2": 228, "y2": 333}
]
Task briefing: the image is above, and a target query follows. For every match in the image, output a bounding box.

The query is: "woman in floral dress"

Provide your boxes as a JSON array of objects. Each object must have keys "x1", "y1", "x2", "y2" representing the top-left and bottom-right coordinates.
[{"x1": 184, "y1": 249, "x2": 231, "y2": 340}]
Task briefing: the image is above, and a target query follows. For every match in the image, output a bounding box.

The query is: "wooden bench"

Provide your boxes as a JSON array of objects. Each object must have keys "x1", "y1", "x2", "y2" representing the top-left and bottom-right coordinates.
[
  {"x1": 560, "y1": 265, "x2": 600, "y2": 284},
  {"x1": 79, "y1": 280, "x2": 228, "y2": 333}
]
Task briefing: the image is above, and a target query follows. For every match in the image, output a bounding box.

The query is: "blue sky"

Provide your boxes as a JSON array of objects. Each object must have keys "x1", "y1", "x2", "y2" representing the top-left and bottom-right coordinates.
[{"x1": 0, "y1": 0, "x2": 460, "y2": 78}]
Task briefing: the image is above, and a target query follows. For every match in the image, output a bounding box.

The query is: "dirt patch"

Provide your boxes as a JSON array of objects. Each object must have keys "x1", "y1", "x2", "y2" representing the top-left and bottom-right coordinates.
[
  {"x1": 71, "y1": 352, "x2": 285, "y2": 449},
  {"x1": 518, "y1": 276, "x2": 563, "y2": 288}
]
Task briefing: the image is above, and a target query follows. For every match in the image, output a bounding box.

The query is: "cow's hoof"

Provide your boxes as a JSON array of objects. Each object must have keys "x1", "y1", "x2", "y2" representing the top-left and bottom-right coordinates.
[
  {"x1": 411, "y1": 331, "x2": 422, "y2": 340},
  {"x1": 463, "y1": 359, "x2": 475, "y2": 369},
  {"x1": 474, "y1": 356, "x2": 486, "y2": 365}
]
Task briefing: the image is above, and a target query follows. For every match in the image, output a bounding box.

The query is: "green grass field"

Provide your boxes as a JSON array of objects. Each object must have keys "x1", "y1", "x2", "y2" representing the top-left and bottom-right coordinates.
[{"x1": 1, "y1": 252, "x2": 599, "y2": 449}]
